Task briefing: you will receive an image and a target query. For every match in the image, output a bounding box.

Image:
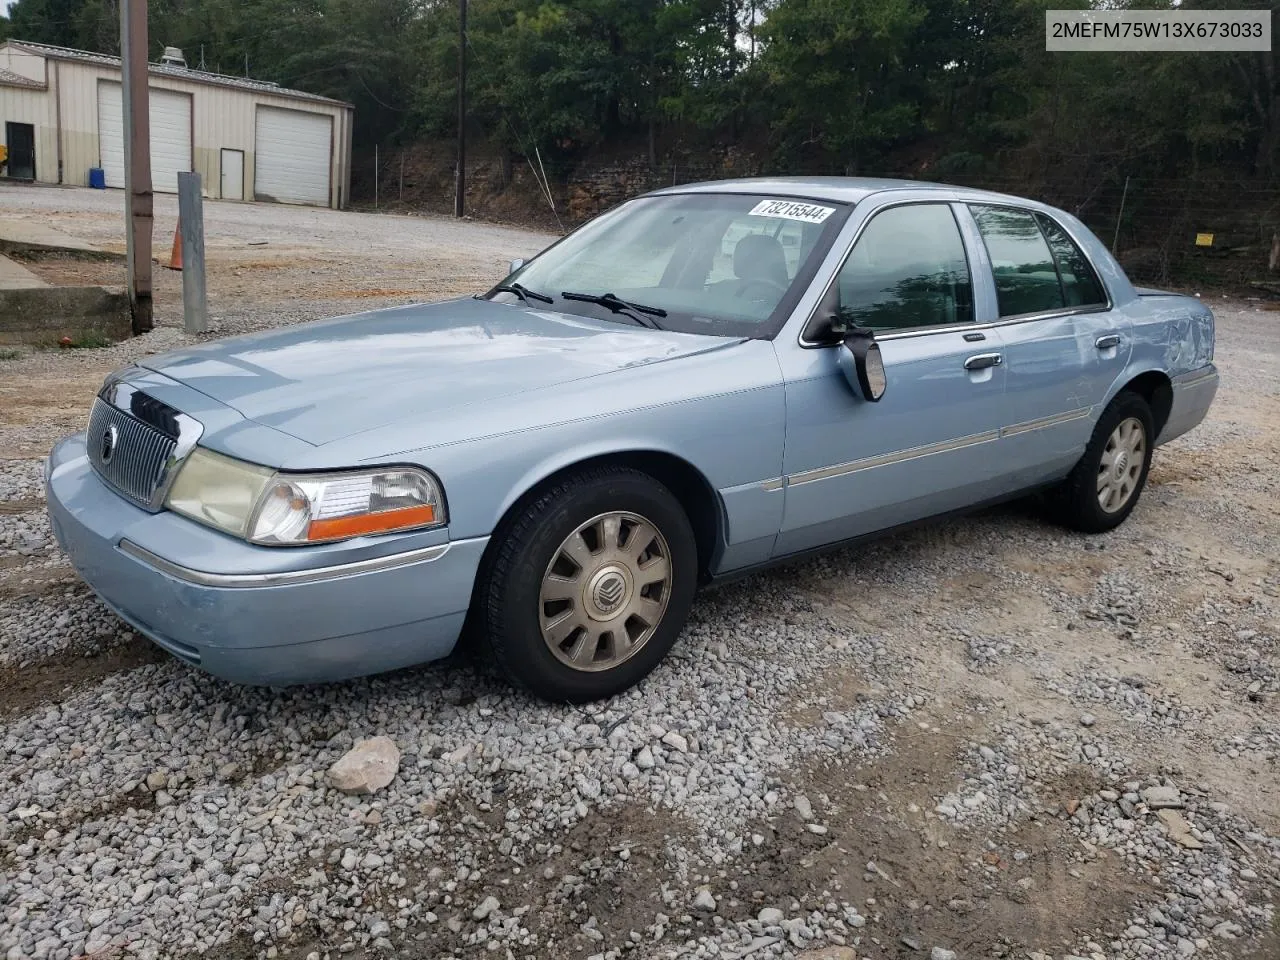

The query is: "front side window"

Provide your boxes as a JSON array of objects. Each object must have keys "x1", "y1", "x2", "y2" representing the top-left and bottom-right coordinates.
[
  {"x1": 969, "y1": 205, "x2": 1066, "y2": 318},
  {"x1": 832, "y1": 203, "x2": 974, "y2": 332},
  {"x1": 489, "y1": 193, "x2": 847, "y2": 338},
  {"x1": 1034, "y1": 213, "x2": 1107, "y2": 307}
]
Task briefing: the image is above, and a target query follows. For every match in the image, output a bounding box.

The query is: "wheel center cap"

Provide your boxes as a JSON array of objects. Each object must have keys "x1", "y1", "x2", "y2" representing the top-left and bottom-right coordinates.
[
  {"x1": 585, "y1": 566, "x2": 631, "y2": 620},
  {"x1": 1113, "y1": 450, "x2": 1128, "y2": 481}
]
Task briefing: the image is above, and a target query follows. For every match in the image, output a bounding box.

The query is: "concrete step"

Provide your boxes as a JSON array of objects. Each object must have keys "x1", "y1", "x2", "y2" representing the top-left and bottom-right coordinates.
[
  {"x1": 0, "y1": 218, "x2": 120, "y2": 259},
  {"x1": 0, "y1": 254, "x2": 48, "y2": 290}
]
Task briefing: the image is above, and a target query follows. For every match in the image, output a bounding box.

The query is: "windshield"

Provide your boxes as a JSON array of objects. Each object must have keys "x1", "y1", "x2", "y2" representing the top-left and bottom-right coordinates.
[{"x1": 486, "y1": 193, "x2": 849, "y2": 338}]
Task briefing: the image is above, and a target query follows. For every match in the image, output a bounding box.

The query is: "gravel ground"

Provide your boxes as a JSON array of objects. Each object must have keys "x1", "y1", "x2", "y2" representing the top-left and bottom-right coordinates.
[{"x1": 1, "y1": 184, "x2": 1277, "y2": 960}]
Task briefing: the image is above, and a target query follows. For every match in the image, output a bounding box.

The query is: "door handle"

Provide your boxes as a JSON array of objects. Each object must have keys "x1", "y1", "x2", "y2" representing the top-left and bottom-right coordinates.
[
  {"x1": 964, "y1": 353, "x2": 1003, "y2": 371},
  {"x1": 1095, "y1": 334, "x2": 1121, "y2": 350}
]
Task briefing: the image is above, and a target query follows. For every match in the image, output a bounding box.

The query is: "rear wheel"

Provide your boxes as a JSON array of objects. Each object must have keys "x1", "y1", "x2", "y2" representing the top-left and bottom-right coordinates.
[
  {"x1": 477, "y1": 466, "x2": 698, "y2": 702},
  {"x1": 1048, "y1": 391, "x2": 1154, "y2": 533}
]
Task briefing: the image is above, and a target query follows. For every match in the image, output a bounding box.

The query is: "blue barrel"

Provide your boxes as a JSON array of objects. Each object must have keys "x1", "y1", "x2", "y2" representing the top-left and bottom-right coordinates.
[{"x1": 89, "y1": 167, "x2": 106, "y2": 189}]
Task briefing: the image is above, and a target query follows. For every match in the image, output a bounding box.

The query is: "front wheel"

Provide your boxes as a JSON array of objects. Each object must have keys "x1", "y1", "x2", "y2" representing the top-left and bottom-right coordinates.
[
  {"x1": 1048, "y1": 391, "x2": 1155, "y2": 533},
  {"x1": 477, "y1": 466, "x2": 698, "y2": 702}
]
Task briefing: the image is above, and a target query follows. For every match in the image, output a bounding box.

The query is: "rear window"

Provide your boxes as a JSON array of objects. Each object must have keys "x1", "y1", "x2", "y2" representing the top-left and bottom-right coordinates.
[{"x1": 969, "y1": 206, "x2": 1064, "y2": 318}]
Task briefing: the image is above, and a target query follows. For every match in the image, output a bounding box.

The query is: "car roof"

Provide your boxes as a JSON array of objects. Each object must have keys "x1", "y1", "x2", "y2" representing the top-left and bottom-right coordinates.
[{"x1": 646, "y1": 176, "x2": 1036, "y2": 208}]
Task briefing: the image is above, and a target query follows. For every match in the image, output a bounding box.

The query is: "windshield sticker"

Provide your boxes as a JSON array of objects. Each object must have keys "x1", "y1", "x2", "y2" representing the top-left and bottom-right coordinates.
[{"x1": 748, "y1": 199, "x2": 835, "y2": 224}]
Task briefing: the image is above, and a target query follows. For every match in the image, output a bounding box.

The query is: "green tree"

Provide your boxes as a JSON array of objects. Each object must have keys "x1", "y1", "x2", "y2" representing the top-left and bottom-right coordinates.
[{"x1": 754, "y1": 0, "x2": 925, "y2": 171}]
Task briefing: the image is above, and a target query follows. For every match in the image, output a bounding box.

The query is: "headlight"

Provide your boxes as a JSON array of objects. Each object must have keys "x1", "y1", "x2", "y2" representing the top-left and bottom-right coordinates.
[
  {"x1": 249, "y1": 469, "x2": 443, "y2": 544},
  {"x1": 165, "y1": 448, "x2": 274, "y2": 538},
  {"x1": 164, "y1": 449, "x2": 445, "y2": 545}
]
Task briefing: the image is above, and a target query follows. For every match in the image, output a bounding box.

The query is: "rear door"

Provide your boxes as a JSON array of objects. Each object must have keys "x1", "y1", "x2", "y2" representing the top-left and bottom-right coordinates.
[
  {"x1": 963, "y1": 204, "x2": 1129, "y2": 486},
  {"x1": 772, "y1": 200, "x2": 1010, "y2": 557}
]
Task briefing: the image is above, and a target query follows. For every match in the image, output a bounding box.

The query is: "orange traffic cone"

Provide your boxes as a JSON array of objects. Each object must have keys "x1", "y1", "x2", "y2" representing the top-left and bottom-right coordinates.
[{"x1": 168, "y1": 220, "x2": 183, "y2": 270}]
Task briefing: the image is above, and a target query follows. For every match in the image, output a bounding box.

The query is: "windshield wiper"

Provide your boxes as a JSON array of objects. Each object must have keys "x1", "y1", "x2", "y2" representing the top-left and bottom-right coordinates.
[
  {"x1": 560, "y1": 291, "x2": 667, "y2": 329},
  {"x1": 492, "y1": 282, "x2": 554, "y2": 305}
]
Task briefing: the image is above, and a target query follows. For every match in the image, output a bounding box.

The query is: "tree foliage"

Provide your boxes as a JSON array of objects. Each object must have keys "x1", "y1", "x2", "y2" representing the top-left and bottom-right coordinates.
[{"x1": 2, "y1": 0, "x2": 1276, "y2": 183}]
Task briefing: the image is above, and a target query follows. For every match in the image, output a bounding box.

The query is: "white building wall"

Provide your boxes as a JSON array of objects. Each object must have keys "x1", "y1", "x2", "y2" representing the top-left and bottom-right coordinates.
[
  {"x1": 0, "y1": 83, "x2": 59, "y2": 182},
  {"x1": 0, "y1": 46, "x2": 48, "y2": 83},
  {"x1": 1, "y1": 44, "x2": 351, "y2": 208}
]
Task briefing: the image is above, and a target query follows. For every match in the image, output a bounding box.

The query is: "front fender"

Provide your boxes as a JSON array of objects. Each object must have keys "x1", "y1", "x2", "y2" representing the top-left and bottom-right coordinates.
[
  {"x1": 424, "y1": 386, "x2": 787, "y2": 546},
  {"x1": 493, "y1": 438, "x2": 720, "y2": 526},
  {"x1": 328, "y1": 339, "x2": 789, "y2": 549}
]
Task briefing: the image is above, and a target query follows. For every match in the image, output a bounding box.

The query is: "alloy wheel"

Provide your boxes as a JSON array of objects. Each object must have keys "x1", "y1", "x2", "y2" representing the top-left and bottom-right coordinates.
[
  {"x1": 538, "y1": 511, "x2": 672, "y2": 672},
  {"x1": 1097, "y1": 416, "x2": 1146, "y2": 513}
]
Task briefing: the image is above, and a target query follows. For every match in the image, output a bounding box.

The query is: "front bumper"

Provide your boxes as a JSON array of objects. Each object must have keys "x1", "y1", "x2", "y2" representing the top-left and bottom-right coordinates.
[{"x1": 45, "y1": 433, "x2": 487, "y2": 686}]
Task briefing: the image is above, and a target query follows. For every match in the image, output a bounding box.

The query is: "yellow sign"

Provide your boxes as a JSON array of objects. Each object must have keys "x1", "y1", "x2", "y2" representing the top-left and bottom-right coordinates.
[{"x1": 1195, "y1": 232, "x2": 1214, "y2": 247}]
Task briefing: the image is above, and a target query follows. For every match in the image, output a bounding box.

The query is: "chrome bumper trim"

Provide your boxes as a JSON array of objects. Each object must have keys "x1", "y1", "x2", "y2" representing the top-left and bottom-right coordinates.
[
  {"x1": 1174, "y1": 367, "x2": 1218, "y2": 391},
  {"x1": 118, "y1": 539, "x2": 452, "y2": 589}
]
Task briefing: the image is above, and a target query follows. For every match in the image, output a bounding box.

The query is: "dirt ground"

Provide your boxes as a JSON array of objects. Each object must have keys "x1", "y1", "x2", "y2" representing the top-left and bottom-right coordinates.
[{"x1": 0, "y1": 182, "x2": 1276, "y2": 960}]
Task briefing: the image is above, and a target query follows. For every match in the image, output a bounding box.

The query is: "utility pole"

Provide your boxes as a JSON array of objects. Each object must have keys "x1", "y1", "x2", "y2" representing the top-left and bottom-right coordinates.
[
  {"x1": 454, "y1": 0, "x2": 467, "y2": 218},
  {"x1": 120, "y1": 0, "x2": 153, "y2": 334}
]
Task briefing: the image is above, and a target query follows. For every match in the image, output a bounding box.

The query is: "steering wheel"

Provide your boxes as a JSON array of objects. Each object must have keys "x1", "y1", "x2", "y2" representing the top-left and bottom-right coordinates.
[{"x1": 734, "y1": 277, "x2": 787, "y2": 301}]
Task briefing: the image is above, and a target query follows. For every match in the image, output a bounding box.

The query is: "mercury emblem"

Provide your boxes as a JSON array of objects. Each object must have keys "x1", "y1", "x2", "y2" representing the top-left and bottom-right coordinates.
[{"x1": 100, "y1": 423, "x2": 119, "y2": 465}]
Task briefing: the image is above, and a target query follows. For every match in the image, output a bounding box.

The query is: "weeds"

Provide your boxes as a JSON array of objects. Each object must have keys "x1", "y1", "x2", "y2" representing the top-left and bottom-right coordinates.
[{"x1": 58, "y1": 332, "x2": 114, "y2": 349}]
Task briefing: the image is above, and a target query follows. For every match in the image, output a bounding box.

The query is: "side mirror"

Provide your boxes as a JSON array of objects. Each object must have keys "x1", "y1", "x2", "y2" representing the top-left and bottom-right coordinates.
[
  {"x1": 836, "y1": 326, "x2": 886, "y2": 402},
  {"x1": 813, "y1": 284, "x2": 886, "y2": 402},
  {"x1": 507, "y1": 258, "x2": 525, "y2": 275}
]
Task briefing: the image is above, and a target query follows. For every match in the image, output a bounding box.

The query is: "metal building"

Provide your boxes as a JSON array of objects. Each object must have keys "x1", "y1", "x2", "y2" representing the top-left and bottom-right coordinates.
[{"x1": 0, "y1": 40, "x2": 353, "y2": 208}]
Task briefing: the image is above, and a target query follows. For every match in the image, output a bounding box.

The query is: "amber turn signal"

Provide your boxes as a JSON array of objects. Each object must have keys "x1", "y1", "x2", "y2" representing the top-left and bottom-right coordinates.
[{"x1": 306, "y1": 504, "x2": 436, "y2": 541}]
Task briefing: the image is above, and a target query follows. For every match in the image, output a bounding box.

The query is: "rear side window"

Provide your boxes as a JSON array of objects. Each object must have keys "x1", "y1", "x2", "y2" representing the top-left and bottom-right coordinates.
[
  {"x1": 969, "y1": 206, "x2": 1064, "y2": 317},
  {"x1": 834, "y1": 203, "x2": 974, "y2": 332},
  {"x1": 1034, "y1": 213, "x2": 1107, "y2": 307}
]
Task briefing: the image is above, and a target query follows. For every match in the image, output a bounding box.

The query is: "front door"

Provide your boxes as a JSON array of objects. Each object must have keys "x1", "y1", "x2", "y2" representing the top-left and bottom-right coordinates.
[
  {"x1": 773, "y1": 201, "x2": 1010, "y2": 557},
  {"x1": 962, "y1": 204, "x2": 1131, "y2": 487},
  {"x1": 4, "y1": 123, "x2": 35, "y2": 180},
  {"x1": 220, "y1": 148, "x2": 245, "y2": 200}
]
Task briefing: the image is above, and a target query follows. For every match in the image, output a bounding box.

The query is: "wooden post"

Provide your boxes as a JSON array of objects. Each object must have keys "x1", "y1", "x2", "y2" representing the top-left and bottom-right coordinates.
[
  {"x1": 177, "y1": 172, "x2": 208, "y2": 334},
  {"x1": 455, "y1": 0, "x2": 467, "y2": 218},
  {"x1": 120, "y1": 0, "x2": 153, "y2": 334}
]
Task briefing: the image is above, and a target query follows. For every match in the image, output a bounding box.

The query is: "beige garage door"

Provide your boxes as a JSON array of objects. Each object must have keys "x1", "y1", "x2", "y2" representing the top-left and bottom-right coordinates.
[
  {"x1": 254, "y1": 106, "x2": 332, "y2": 206},
  {"x1": 97, "y1": 83, "x2": 191, "y2": 193}
]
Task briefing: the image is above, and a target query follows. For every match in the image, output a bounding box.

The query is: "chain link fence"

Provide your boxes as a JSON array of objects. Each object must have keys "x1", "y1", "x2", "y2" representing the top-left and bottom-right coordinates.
[{"x1": 362, "y1": 145, "x2": 1280, "y2": 290}]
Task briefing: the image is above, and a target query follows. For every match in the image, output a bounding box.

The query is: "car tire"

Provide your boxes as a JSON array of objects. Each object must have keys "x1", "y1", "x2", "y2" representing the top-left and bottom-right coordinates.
[
  {"x1": 1048, "y1": 391, "x2": 1155, "y2": 533},
  {"x1": 477, "y1": 465, "x2": 698, "y2": 703}
]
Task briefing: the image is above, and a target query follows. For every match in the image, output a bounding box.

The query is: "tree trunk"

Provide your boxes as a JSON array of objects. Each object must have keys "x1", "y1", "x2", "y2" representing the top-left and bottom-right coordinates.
[
  {"x1": 607, "y1": 26, "x2": 622, "y2": 132},
  {"x1": 725, "y1": 0, "x2": 737, "y2": 78}
]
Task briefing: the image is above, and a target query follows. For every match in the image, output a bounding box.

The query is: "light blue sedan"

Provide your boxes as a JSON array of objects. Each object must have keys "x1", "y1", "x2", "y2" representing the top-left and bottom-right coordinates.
[{"x1": 46, "y1": 178, "x2": 1218, "y2": 702}]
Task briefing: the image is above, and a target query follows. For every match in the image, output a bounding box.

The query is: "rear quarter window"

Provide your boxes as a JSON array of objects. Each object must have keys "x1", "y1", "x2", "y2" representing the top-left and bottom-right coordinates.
[{"x1": 1034, "y1": 213, "x2": 1107, "y2": 307}]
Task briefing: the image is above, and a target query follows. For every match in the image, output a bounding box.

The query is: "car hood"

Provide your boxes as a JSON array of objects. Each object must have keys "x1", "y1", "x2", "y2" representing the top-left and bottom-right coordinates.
[{"x1": 139, "y1": 297, "x2": 739, "y2": 446}]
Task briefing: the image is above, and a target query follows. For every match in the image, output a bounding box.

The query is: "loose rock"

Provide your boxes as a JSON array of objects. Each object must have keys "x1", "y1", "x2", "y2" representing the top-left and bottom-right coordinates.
[{"x1": 327, "y1": 736, "x2": 401, "y2": 795}]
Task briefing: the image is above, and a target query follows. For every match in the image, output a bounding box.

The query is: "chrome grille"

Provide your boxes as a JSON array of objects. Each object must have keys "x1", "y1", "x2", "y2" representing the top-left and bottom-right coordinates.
[{"x1": 87, "y1": 398, "x2": 178, "y2": 508}]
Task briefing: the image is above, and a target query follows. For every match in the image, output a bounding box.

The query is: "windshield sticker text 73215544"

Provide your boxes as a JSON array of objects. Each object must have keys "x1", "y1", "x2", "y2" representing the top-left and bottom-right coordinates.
[{"x1": 748, "y1": 199, "x2": 836, "y2": 224}]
